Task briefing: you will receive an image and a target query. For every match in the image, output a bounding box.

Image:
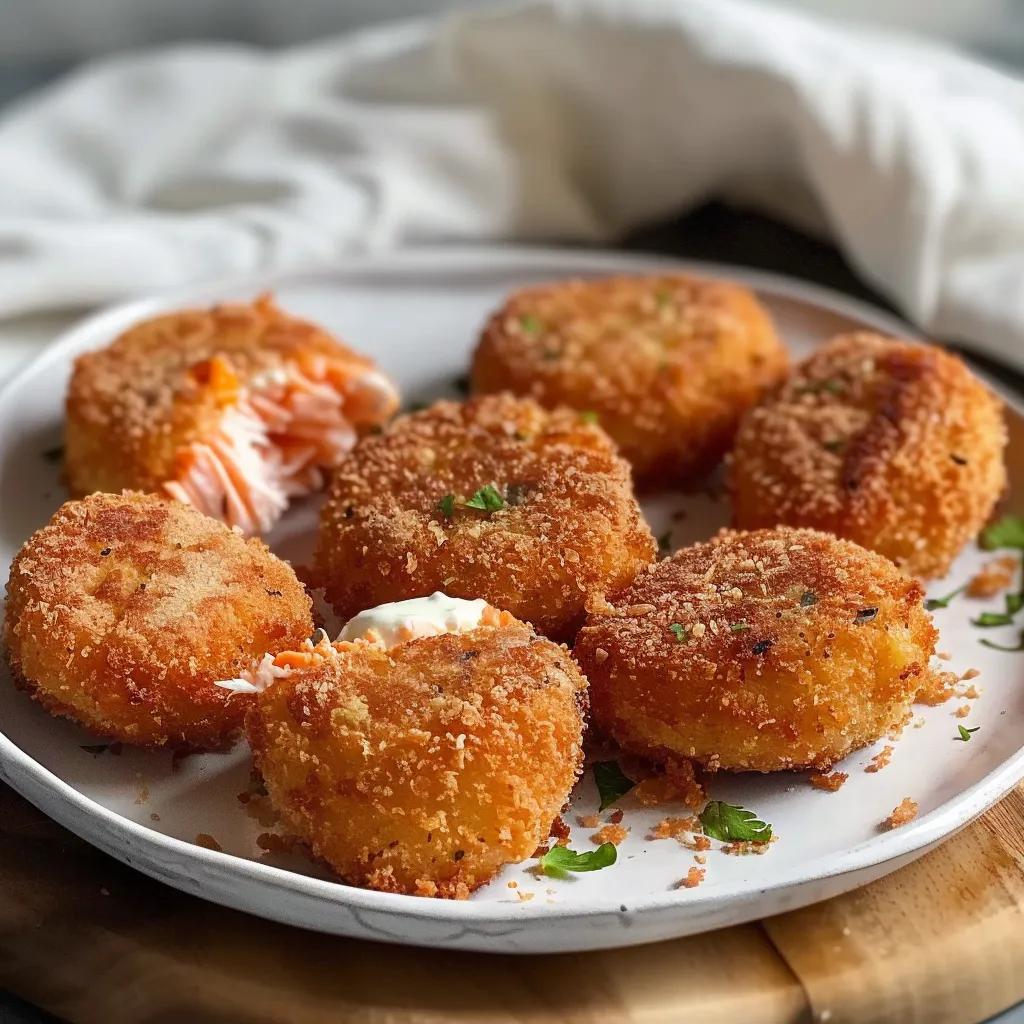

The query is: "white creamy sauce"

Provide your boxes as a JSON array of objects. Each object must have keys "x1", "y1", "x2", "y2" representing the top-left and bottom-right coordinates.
[{"x1": 337, "y1": 592, "x2": 490, "y2": 647}]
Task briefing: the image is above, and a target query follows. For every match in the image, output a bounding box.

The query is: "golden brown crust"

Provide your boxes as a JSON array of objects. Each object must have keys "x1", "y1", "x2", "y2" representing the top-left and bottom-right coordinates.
[
  {"x1": 314, "y1": 393, "x2": 656, "y2": 641},
  {"x1": 4, "y1": 492, "x2": 313, "y2": 748},
  {"x1": 728, "y1": 332, "x2": 1007, "y2": 578},
  {"x1": 574, "y1": 527, "x2": 937, "y2": 773},
  {"x1": 471, "y1": 274, "x2": 789, "y2": 482},
  {"x1": 246, "y1": 621, "x2": 587, "y2": 897},
  {"x1": 65, "y1": 294, "x2": 376, "y2": 495}
]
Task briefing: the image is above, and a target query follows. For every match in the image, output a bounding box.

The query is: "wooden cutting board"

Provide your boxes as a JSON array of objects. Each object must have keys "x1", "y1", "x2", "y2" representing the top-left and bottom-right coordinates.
[{"x1": 2, "y1": 780, "x2": 1024, "y2": 1024}]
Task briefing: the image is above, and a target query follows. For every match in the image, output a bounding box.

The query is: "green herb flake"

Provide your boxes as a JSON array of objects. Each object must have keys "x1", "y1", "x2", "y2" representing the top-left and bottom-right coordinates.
[
  {"x1": 437, "y1": 494, "x2": 457, "y2": 519},
  {"x1": 1007, "y1": 592, "x2": 1024, "y2": 616},
  {"x1": 973, "y1": 611, "x2": 1015, "y2": 628},
  {"x1": 579, "y1": 410, "x2": 600, "y2": 424},
  {"x1": 593, "y1": 761, "x2": 635, "y2": 811},
  {"x1": 800, "y1": 590, "x2": 818, "y2": 608},
  {"x1": 463, "y1": 484, "x2": 506, "y2": 513},
  {"x1": 669, "y1": 623, "x2": 688, "y2": 643},
  {"x1": 981, "y1": 515, "x2": 1024, "y2": 551},
  {"x1": 956, "y1": 725, "x2": 980, "y2": 741},
  {"x1": 981, "y1": 629, "x2": 1024, "y2": 652},
  {"x1": 699, "y1": 801, "x2": 772, "y2": 843},
  {"x1": 42, "y1": 445, "x2": 64, "y2": 464},
  {"x1": 654, "y1": 291, "x2": 672, "y2": 308},
  {"x1": 540, "y1": 842, "x2": 617, "y2": 878},
  {"x1": 729, "y1": 621, "x2": 751, "y2": 633},
  {"x1": 520, "y1": 313, "x2": 542, "y2": 334},
  {"x1": 925, "y1": 585, "x2": 966, "y2": 611}
]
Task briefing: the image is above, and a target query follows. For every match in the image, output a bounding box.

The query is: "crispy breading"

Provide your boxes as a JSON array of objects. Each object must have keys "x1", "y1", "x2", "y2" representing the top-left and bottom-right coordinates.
[
  {"x1": 471, "y1": 274, "x2": 788, "y2": 483},
  {"x1": 728, "y1": 333, "x2": 1006, "y2": 578},
  {"x1": 574, "y1": 527, "x2": 937, "y2": 773},
  {"x1": 314, "y1": 393, "x2": 655, "y2": 641},
  {"x1": 4, "y1": 492, "x2": 312, "y2": 748},
  {"x1": 246, "y1": 620, "x2": 587, "y2": 898}
]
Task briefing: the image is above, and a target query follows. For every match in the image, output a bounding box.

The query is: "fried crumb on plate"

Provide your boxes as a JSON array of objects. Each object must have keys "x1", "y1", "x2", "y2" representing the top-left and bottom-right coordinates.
[
  {"x1": 865, "y1": 745, "x2": 894, "y2": 774},
  {"x1": 809, "y1": 771, "x2": 848, "y2": 792},
  {"x1": 954, "y1": 704, "x2": 971, "y2": 719},
  {"x1": 967, "y1": 555, "x2": 1018, "y2": 598},
  {"x1": 195, "y1": 833, "x2": 223, "y2": 852},
  {"x1": 884, "y1": 798, "x2": 919, "y2": 829},
  {"x1": 694, "y1": 854, "x2": 707, "y2": 864},
  {"x1": 608, "y1": 808, "x2": 625, "y2": 825},
  {"x1": 677, "y1": 867, "x2": 706, "y2": 889},
  {"x1": 917, "y1": 669, "x2": 958, "y2": 706},
  {"x1": 723, "y1": 838, "x2": 775, "y2": 856},
  {"x1": 648, "y1": 816, "x2": 697, "y2": 840},
  {"x1": 591, "y1": 824, "x2": 629, "y2": 846},
  {"x1": 576, "y1": 814, "x2": 601, "y2": 829},
  {"x1": 962, "y1": 667, "x2": 981, "y2": 681},
  {"x1": 518, "y1": 891, "x2": 535, "y2": 902}
]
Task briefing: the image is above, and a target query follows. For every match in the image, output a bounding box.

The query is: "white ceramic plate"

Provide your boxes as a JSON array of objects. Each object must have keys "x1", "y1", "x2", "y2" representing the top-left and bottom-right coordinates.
[{"x1": 1, "y1": 247, "x2": 1023, "y2": 954}]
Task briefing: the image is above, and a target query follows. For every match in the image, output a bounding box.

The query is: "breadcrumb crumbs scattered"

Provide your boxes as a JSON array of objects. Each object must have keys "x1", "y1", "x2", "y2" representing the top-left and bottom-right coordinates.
[
  {"x1": 962, "y1": 684, "x2": 981, "y2": 699},
  {"x1": 149, "y1": 813, "x2": 160, "y2": 822},
  {"x1": 884, "y1": 798, "x2": 919, "y2": 829},
  {"x1": 954, "y1": 704, "x2": 971, "y2": 719},
  {"x1": 195, "y1": 833, "x2": 222, "y2": 852},
  {"x1": 694, "y1": 854, "x2": 707, "y2": 864},
  {"x1": 692, "y1": 835, "x2": 712, "y2": 852},
  {"x1": 632, "y1": 760, "x2": 705, "y2": 809},
  {"x1": 577, "y1": 814, "x2": 601, "y2": 829},
  {"x1": 913, "y1": 717, "x2": 927, "y2": 729},
  {"x1": 134, "y1": 781, "x2": 150, "y2": 805},
  {"x1": 962, "y1": 668, "x2": 981, "y2": 681},
  {"x1": 648, "y1": 816, "x2": 697, "y2": 840},
  {"x1": 507, "y1": 880, "x2": 518, "y2": 889},
  {"x1": 591, "y1": 824, "x2": 629, "y2": 846},
  {"x1": 967, "y1": 555, "x2": 1018, "y2": 597},
  {"x1": 550, "y1": 815, "x2": 571, "y2": 845},
  {"x1": 810, "y1": 771, "x2": 848, "y2": 792},
  {"x1": 677, "y1": 867, "x2": 706, "y2": 888},
  {"x1": 936, "y1": 652, "x2": 952, "y2": 661},
  {"x1": 917, "y1": 670, "x2": 958, "y2": 706},
  {"x1": 609, "y1": 808, "x2": 624, "y2": 825},
  {"x1": 865, "y1": 745, "x2": 894, "y2": 773},
  {"x1": 518, "y1": 891, "x2": 535, "y2": 902},
  {"x1": 723, "y1": 838, "x2": 775, "y2": 855},
  {"x1": 532, "y1": 844, "x2": 550, "y2": 857}
]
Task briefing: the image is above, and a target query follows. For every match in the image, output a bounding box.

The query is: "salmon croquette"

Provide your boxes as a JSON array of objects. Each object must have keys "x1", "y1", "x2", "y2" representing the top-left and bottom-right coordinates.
[
  {"x1": 313, "y1": 394, "x2": 656, "y2": 641},
  {"x1": 729, "y1": 333, "x2": 1006, "y2": 578},
  {"x1": 65, "y1": 294, "x2": 400, "y2": 536},
  {"x1": 471, "y1": 274, "x2": 789, "y2": 483},
  {"x1": 4, "y1": 492, "x2": 313, "y2": 748},
  {"x1": 245, "y1": 597, "x2": 587, "y2": 898},
  {"x1": 574, "y1": 527, "x2": 937, "y2": 773}
]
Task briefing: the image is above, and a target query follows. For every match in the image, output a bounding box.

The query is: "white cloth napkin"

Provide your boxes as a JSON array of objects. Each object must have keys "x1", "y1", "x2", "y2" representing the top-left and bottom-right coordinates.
[{"x1": 3, "y1": 0, "x2": 1024, "y2": 370}]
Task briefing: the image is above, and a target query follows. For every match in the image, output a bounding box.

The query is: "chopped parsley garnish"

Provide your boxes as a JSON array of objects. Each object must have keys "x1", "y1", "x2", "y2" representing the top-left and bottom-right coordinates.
[
  {"x1": 593, "y1": 761, "x2": 635, "y2": 811},
  {"x1": 540, "y1": 843, "x2": 617, "y2": 877},
  {"x1": 1008, "y1": 593, "x2": 1024, "y2": 616},
  {"x1": 980, "y1": 515, "x2": 1024, "y2": 551},
  {"x1": 973, "y1": 611, "x2": 1015, "y2": 628},
  {"x1": 579, "y1": 410, "x2": 600, "y2": 424},
  {"x1": 658, "y1": 531, "x2": 673, "y2": 557},
  {"x1": 463, "y1": 484, "x2": 505, "y2": 513},
  {"x1": 438, "y1": 494, "x2": 456, "y2": 519},
  {"x1": 520, "y1": 313, "x2": 542, "y2": 334},
  {"x1": 699, "y1": 801, "x2": 772, "y2": 843},
  {"x1": 453, "y1": 375, "x2": 470, "y2": 396},
  {"x1": 956, "y1": 725, "x2": 980, "y2": 741},
  {"x1": 925, "y1": 585, "x2": 966, "y2": 611},
  {"x1": 654, "y1": 291, "x2": 672, "y2": 307},
  {"x1": 729, "y1": 621, "x2": 751, "y2": 633},
  {"x1": 853, "y1": 608, "x2": 878, "y2": 625},
  {"x1": 800, "y1": 590, "x2": 818, "y2": 607},
  {"x1": 42, "y1": 445, "x2": 64, "y2": 464},
  {"x1": 981, "y1": 629, "x2": 1024, "y2": 652},
  {"x1": 669, "y1": 623, "x2": 688, "y2": 643}
]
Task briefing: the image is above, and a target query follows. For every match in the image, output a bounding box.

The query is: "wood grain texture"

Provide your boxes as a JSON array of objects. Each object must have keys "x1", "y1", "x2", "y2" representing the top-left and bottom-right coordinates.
[{"x1": 4, "y1": 777, "x2": 1024, "y2": 1024}]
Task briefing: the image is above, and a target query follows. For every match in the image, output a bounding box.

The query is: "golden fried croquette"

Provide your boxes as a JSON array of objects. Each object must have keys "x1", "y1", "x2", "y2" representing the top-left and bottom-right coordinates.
[
  {"x1": 728, "y1": 333, "x2": 1006, "y2": 578},
  {"x1": 471, "y1": 274, "x2": 789, "y2": 483},
  {"x1": 65, "y1": 294, "x2": 399, "y2": 536},
  {"x1": 245, "y1": 612, "x2": 587, "y2": 898},
  {"x1": 4, "y1": 492, "x2": 313, "y2": 748},
  {"x1": 574, "y1": 527, "x2": 936, "y2": 773},
  {"x1": 314, "y1": 393, "x2": 656, "y2": 641}
]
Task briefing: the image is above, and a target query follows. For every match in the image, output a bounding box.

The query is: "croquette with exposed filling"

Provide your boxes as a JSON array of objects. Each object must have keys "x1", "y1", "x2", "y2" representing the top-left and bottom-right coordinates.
[
  {"x1": 728, "y1": 333, "x2": 1006, "y2": 578},
  {"x1": 4, "y1": 492, "x2": 313, "y2": 748},
  {"x1": 471, "y1": 274, "x2": 789, "y2": 483},
  {"x1": 314, "y1": 393, "x2": 656, "y2": 641},
  {"x1": 574, "y1": 527, "x2": 937, "y2": 773}
]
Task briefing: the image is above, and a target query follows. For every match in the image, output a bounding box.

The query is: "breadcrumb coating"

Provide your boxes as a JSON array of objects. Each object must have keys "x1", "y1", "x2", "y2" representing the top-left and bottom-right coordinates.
[
  {"x1": 314, "y1": 393, "x2": 655, "y2": 641},
  {"x1": 4, "y1": 492, "x2": 312, "y2": 748},
  {"x1": 574, "y1": 527, "x2": 937, "y2": 773},
  {"x1": 246, "y1": 619, "x2": 587, "y2": 898},
  {"x1": 728, "y1": 333, "x2": 1006, "y2": 578},
  {"x1": 471, "y1": 274, "x2": 788, "y2": 483}
]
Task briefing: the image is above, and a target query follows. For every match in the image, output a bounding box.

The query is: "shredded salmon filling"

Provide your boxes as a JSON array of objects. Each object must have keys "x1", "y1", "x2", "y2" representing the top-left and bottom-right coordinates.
[{"x1": 163, "y1": 353, "x2": 398, "y2": 535}]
